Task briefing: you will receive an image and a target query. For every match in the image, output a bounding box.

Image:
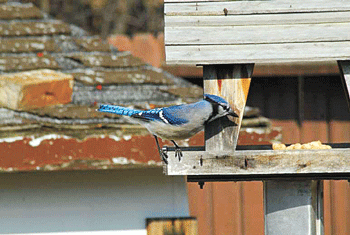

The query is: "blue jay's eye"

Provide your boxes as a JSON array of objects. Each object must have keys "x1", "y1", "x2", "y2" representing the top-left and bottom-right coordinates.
[{"x1": 222, "y1": 104, "x2": 230, "y2": 111}]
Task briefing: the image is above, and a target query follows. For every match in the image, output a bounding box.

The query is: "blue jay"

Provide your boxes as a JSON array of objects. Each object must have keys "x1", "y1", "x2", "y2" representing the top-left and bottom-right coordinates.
[{"x1": 97, "y1": 94, "x2": 238, "y2": 164}]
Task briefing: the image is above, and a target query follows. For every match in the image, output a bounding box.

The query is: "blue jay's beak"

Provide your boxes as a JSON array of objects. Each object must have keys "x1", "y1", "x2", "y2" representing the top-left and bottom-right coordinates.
[{"x1": 228, "y1": 110, "x2": 239, "y2": 118}]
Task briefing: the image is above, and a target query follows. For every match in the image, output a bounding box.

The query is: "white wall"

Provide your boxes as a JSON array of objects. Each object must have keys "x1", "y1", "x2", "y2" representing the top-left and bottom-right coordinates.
[{"x1": 0, "y1": 168, "x2": 189, "y2": 234}]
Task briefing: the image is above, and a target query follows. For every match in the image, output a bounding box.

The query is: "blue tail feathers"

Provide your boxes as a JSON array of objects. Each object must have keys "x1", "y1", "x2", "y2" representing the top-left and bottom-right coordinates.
[{"x1": 98, "y1": 104, "x2": 141, "y2": 116}]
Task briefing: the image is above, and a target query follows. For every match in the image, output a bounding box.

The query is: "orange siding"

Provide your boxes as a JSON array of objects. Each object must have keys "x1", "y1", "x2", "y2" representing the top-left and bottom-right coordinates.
[
  {"x1": 328, "y1": 120, "x2": 350, "y2": 235},
  {"x1": 188, "y1": 182, "x2": 215, "y2": 235},
  {"x1": 301, "y1": 121, "x2": 329, "y2": 143},
  {"x1": 212, "y1": 182, "x2": 243, "y2": 235},
  {"x1": 271, "y1": 120, "x2": 301, "y2": 143},
  {"x1": 329, "y1": 121, "x2": 350, "y2": 143},
  {"x1": 188, "y1": 181, "x2": 264, "y2": 235},
  {"x1": 108, "y1": 33, "x2": 164, "y2": 68},
  {"x1": 329, "y1": 181, "x2": 350, "y2": 235}
]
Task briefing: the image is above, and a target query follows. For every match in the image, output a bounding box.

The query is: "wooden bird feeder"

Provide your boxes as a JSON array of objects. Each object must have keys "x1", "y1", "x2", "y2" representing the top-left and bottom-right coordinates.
[{"x1": 163, "y1": 0, "x2": 350, "y2": 234}]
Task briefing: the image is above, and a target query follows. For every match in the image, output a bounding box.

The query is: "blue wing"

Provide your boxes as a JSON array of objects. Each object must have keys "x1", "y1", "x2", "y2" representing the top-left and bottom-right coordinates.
[
  {"x1": 131, "y1": 108, "x2": 164, "y2": 122},
  {"x1": 161, "y1": 106, "x2": 189, "y2": 125},
  {"x1": 98, "y1": 103, "x2": 197, "y2": 125}
]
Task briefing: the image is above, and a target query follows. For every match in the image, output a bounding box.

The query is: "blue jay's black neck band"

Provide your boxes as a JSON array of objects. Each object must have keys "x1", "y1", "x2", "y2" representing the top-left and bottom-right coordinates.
[{"x1": 204, "y1": 97, "x2": 219, "y2": 124}]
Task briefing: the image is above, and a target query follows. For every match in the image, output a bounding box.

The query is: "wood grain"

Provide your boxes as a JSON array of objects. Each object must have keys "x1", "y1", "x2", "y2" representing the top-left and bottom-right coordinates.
[
  {"x1": 165, "y1": 1, "x2": 350, "y2": 15},
  {"x1": 203, "y1": 64, "x2": 254, "y2": 152},
  {"x1": 165, "y1": 42, "x2": 350, "y2": 65},
  {"x1": 166, "y1": 23, "x2": 350, "y2": 45},
  {"x1": 165, "y1": 148, "x2": 350, "y2": 176},
  {"x1": 164, "y1": 0, "x2": 350, "y2": 64},
  {"x1": 165, "y1": 12, "x2": 350, "y2": 27}
]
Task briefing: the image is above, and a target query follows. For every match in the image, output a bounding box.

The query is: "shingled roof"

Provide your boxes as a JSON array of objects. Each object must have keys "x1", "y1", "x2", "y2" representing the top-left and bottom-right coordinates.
[{"x1": 0, "y1": 2, "x2": 280, "y2": 172}]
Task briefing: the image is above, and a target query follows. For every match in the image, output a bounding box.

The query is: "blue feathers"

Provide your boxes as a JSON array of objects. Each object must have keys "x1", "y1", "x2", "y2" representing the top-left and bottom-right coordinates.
[
  {"x1": 97, "y1": 93, "x2": 229, "y2": 126},
  {"x1": 161, "y1": 106, "x2": 190, "y2": 125},
  {"x1": 98, "y1": 104, "x2": 190, "y2": 125},
  {"x1": 98, "y1": 104, "x2": 141, "y2": 116},
  {"x1": 133, "y1": 109, "x2": 164, "y2": 122}
]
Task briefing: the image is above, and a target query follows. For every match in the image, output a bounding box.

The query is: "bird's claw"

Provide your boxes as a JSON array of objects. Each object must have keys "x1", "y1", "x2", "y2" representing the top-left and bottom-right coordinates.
[
  {"x1": 174, "y1": 148, "x2": 183, "y2": 162},
  {"x1": 161, "y1": 147, "x2": 169, "y2": 164}
]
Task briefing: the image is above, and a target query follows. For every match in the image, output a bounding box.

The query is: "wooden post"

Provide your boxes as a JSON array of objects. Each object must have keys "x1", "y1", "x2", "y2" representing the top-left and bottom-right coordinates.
[
  {"x1": 337, "y1": 61, "x2": 350, "y2": 110},
  {"x1": 203, "y1": 64, "x2": 254, "y2": 152}
]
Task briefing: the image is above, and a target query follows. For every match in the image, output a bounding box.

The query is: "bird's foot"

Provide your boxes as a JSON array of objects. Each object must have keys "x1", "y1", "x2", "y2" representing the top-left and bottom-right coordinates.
[
  {"x1": 174, "y1": 147, "x2": 183, "y2": 162},
  {"x1": 161, "y1": 147, "x2": 169, "y2": 164},
  {"x1": 171, "y1": 140, "x2": 183, "y2": 162}
]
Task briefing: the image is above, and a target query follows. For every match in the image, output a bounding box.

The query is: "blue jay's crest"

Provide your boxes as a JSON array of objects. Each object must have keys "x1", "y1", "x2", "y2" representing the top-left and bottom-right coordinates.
[{"x1": 204, "y1": 94, "x2": 229, "y2": 106}]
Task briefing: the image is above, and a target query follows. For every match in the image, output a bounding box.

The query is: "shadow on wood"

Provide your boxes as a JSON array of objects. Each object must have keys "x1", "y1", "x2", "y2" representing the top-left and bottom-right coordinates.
[{"x1": 203, "y1": 64, "x2": 254, "y2": 152}]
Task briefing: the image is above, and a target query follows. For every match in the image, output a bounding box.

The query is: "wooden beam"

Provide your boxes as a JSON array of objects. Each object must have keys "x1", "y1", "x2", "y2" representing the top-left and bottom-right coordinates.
[
  {"x1": 165, "y1": 12, "x2": 350, "y2": 27},
  {"x1": 165, "y1": 148, "x2": 350, "y2": 176},
  {"x1": 165, "y1": 41, "x2": 350, "y2": 65},
  {"x1": 165, "y1": 1, "x2": 350, "y2": 15},
  {"x1": 166, "y1": 23, "x2": 350, "y2": 46},
  {"x1": 203, "y1": 64, "x2": 254, "y2": 152},
  {"x1": 337, "y1": 61, "x2": 350, "y2": 110}
]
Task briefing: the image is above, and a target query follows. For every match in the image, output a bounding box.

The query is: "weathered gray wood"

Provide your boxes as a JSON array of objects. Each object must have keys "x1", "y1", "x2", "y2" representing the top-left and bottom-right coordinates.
[
  {"x1": 165, "y1": 1, "x2": 350, "y2": 16},
  {"x1": 203, "y1": 64, "x2": 254, "y2": 152},
  {"x1": 337, "y1": 61, "x2": 350, "y2": 110},
  {"x1": 165, "y1": 12, "x2": 350, "y2": 27},
  {"x1": 164, "y1": 148, "x2": 350, "y2": 175},
  {"x1": 165, "y1": 42, "x2": 350, "y2": 65},
  {"x1": 166, "y1": 23, "x2": 350, "y2": 45}
]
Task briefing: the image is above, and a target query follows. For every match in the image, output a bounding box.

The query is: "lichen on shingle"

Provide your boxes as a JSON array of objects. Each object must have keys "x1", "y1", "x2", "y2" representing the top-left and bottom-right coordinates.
[
  {"x1": 66, "y1": 53, "x2": 145, "y2": 68},
  {"x1": 0, "y1": 55, "x2": 60, "y2": 72},
  {"x1": 0, "y1": 3, "x2": 42, "y2": 20},
  {"x1": 0, "y1": 1, "x2": 203, "y2": 127}
]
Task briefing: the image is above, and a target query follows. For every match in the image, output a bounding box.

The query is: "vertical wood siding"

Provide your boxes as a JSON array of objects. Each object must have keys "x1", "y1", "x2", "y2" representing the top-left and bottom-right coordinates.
[{"x1": 188, "y1": 75, "x2": 350, "y2": 235}]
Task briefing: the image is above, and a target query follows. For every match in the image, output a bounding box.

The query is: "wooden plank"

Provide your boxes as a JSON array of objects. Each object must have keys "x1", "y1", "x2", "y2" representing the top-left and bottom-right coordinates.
[
  {"x1": 241, "y1": 182, "x2": 264, "y2": 235},
  {"x1": 0, "y1": 70, "x2": 73, "y2": 110},
  {"x1": 165, "y1": 12, "x2": 350, "y2": 27},
  {"x1": 165, "y1": 23, "x2": 350, "y2": 45},
  {"x1": 337, "y1": 61, "x2": 350, "y2": 110},
  {"x1": 165, "y1": 148, "x2": 350, "y2": 175},
  {"x1": 187, "y1": 182, "x2": 214, "y2": 235},
  {"x1": 147, "y1": 217, "x2": 198, "y2": 235},
  {"x1": 253, "y1": 62, "x2": 339, "y2": 77},
  {"x1": 165, "y1": 41, "x2": 350, "y2": 65},
  {"x1": 329, "y1": 121, "x2": 350, "y2": 143},
  {"x1": 301, "y1": 121, "x2": 329, "y2": 143},
  {"x1": 165, "y1": 1, "x2": 350, "y2": 16},
  {"x1": 323, "y1": 180, "x2": 332, "y2": 235},
  {"x1": 271, "y1": 120, "x2": 301, "y2": 144},
  {"x1": 203, "y1": 64, "x2": 254, "y2": 152},
  {"x1": 328, "y1": 181, "x2": 350, "y2": 234},
  {"x1": 212, "y1": 182, "x2": 243, "y2": 235}
]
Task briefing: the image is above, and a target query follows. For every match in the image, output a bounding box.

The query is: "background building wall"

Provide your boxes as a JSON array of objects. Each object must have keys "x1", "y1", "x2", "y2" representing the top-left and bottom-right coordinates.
[{"x1": 0, "y1": 168, "x2": 189, "y2": 234}]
